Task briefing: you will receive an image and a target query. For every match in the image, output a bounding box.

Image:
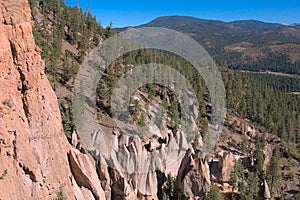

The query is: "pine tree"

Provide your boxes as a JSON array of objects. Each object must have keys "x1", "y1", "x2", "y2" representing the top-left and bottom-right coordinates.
[
  {"x1": 231, "y1": 159, "x2": 245, "y2": 199},
  {"x1": 246, "y1": 172, "x2": 259, "y2": 200},
  {"x1": 166, "y1": 173, "x2": 174, "y2": 197},
  {"x1": 254, "y1": 135, "x2": 266, "y2": 176},
  {"x1": 241, "y1": 137, "x2": 248, "y2": 154},
  {"x1": 207, "y1": 185, "x2": 224, "y2": 200},
  {"x1": 61, "y1": 52, "x2": 72, "y2": 83},
  {"x1": 129, "y1": 99, "x2": 142, "y2": 124},
  {"x1": 170, "y1": 101, "x2": 179, "y2": 132},
  {"x1": 232, "y1": 120, "x2": 238, "y2": 133},
  {"x1": 266, "y1": 147, "x2": 281, "y2": 197}
]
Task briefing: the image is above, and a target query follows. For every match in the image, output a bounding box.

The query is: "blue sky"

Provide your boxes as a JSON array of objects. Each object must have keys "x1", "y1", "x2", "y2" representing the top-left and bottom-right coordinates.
[{"x1": 66, "y1": 0, "x2": 300, "y2": 28}]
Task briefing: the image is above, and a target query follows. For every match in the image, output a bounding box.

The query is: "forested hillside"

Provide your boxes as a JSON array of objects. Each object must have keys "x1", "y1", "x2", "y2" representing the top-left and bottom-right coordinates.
[
  {"x1": 28, "y1": 0, "x2": 115, "y2": 135},
  {"x1": 139, "y1": 16, "x2": 300, "y2": 75},
  {"x1": 95, "y1": 47, "x2": 300, "y2": 199},
  {"x1": 29, "y1": 0, "x2": 103, "y2": 87},
  {"x1": 96, "y1": 48, "x2": 300, "y2": 154}
]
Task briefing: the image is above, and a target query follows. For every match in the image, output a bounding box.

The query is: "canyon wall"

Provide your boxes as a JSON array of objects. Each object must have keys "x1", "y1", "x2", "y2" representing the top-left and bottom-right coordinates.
[{"x1": 0, "y1": 1, "x2": 77, "y2": 199}]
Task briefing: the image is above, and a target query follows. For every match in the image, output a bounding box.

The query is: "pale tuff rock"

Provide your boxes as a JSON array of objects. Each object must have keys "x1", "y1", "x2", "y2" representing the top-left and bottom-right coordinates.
[
  {"x1": 68, "y1": 148, "x2": 106, "y2": 200},
  {"x1": 175, "y1": 149, "x2": 211, "y2": 199},
  {"x1": 263, "y1": 180, "x2": 271, "y2": 199},
  {"x1": 257, "y1": 180, "x2": 271, "y2": 200}
]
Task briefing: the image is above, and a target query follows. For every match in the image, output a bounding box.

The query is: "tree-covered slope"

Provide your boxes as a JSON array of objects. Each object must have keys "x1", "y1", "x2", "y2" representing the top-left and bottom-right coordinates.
[
  {"x1": 138, "y1": 16, "x2": 300, "y2": 75},
  {"x1": 28, "y1": 0, "x2": 116, "y2": 135}
]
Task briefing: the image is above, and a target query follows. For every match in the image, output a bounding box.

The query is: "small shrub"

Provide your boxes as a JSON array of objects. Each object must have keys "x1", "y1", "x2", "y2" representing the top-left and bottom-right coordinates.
[
  {"x1": 0, "y1": 169, "x2": 8, "y2": 180},
  {"x1": 166, "y1": 173, "x2": 174, "y2": 197},
  {"x1": 97, "y1": 111, "x2": 104, "y2": 120},
  {"x1": 227, "y1": 138, "x2": 238, "y2": 148},
  {"x1": 162, "y1": 192, "x2": 170, "y2": 200},
  {"x1": 289, "y1": 171, "x2": 296, "y2": 180},
  {"x1": 295, "y1": 192, "x2": 300, "y2": 200},
  {"x1": 54, "y1": 188, "x2": 66, "y2": 200}
]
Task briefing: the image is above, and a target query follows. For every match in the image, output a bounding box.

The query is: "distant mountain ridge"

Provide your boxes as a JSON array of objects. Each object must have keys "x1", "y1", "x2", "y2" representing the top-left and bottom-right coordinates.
[
  {"x1": 135, "y1": 16, "x2": 300, "y2": 75},
  {"x1": 140, "y1": 16, "x2": 296, "y2": 34}
]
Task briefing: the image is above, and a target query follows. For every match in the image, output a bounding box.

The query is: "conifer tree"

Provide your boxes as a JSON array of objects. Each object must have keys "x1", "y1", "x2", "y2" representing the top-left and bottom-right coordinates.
[{"x1": 266, "y1": 147, "x2": 281, "y2": 197}]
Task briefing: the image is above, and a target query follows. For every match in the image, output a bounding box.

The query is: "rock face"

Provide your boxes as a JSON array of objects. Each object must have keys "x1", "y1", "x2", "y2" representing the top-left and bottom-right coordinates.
[
  {"x1": 217, "y1": 151, "x2": 235, "y2": 182},
  {"x1": 92, "y1": 131, "x2": 162, "y2": 199},
  {"x1": 175, "y1": 149, "x2": 211, "y2": 200},
  {"x1": 0, "y1": 1, "x2": 83, "y2": 199},
  {"x1": 69, "y1": 148, "x2": 106, "y2": 200}
]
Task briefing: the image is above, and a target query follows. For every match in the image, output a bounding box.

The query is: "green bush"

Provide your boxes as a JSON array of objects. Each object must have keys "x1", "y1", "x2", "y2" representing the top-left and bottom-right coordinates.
[
  {"x1": 54, "y1": 188, "x2": 66, "y2": 200},
  {"x1": 0, "y1": 169, "x2": 8, "y2": 180}
]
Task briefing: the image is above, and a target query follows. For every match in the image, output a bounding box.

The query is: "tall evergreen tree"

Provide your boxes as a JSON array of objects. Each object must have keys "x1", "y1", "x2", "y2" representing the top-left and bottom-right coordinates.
[
  {"x1": 266, "y1": 147, "x2": 281, "y2": 197},
  {"x1": 207, "y1": 185, "x2": 224, "y2": 200}
]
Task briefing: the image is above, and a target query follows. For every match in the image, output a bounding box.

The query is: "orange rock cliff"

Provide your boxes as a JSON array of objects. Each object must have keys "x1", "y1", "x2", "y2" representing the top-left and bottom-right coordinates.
[{"x1": 0, "y1": 0, "x2": 76, "y2": 199}]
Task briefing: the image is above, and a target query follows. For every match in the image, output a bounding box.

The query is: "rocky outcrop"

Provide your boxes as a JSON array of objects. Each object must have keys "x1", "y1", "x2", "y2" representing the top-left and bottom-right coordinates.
[
  {"x1": 263, "y1": 180, "x2": 271, "y2": 199},
  {"x1": 92, "y1": 132, "x2": 161, "y2": 199},
  {"x1": 245, "y1": 124, "x2": 256, "y2": 138},
  {"x1": 174, "y1": 149, "x2": 211, "y2": 199},
  {"x1": 257, "y1": 180, "x2": 271, "y2": 200},
  {"x1": 97, "y1": 159, "x2": 112, "y2": 199},
  {"x1": 69, "y1": 148, "x2": 106, "y2": 200},
  {"x1": 109, "y1": 167, "x2": 136, "y2": 200},
  {"x1": 0, "y1": 1, "x2": 98, "y2": 199},
  {"x1": 217, "y1": 151, "x2": 235, "y2": 182},
  {"x1": 91, "y1": 124, "x2": 190, "y2": 199}
]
